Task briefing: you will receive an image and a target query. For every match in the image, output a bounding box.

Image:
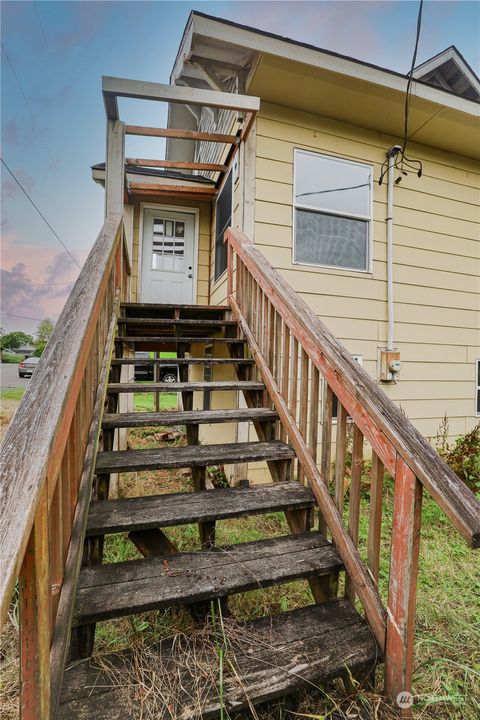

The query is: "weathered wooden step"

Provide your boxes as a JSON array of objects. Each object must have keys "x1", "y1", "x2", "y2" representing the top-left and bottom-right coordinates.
[
  {"x1": 95, "y1": 440, "x2": 294, "y2": 474},
  {"x1": 116, "y1": 336, "x2": 245, "y2": 344},
  {"x1": 111, "y1": 357, "x2": 254, "y2": 366},
  {"x1": 107, "y1": 381, "x2": 264, "y2": 393},
  {"x1": 86, "y1": 481, "x2": 315, "y2": 536},
  {"x1": 121, "y1": 302, "x2": 228, "y2": 311},
  {"x1": 119, "y1": 318, "x2": 237, "y2": 326},
  {"x1": 73, "y1": 532, "x2": 342, "y2": 625},
  {"x1": 61, "y1": 599, "x2": 378, "y2": 719},
  {"x1": 102, "y1": 407, "x2": 278, "y2": 429}
]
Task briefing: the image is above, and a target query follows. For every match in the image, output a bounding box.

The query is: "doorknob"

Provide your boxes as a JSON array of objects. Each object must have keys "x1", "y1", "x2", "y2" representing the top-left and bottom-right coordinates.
[{"x1": 187, "y1": 273, "x2": 193, "y2": 278}]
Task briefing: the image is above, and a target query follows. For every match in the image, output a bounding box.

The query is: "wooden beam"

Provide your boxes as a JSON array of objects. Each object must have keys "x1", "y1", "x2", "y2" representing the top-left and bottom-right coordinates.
[
  {"x1": 126, "y1": 158, "x2": 226, "y2": 172},
  {"x1": 102, "y1": 76, "x2": 260, "y2": 113},
  {"x1": 125, "y1": 125, "x2": 239, "y2": 143},
  {"x1": 128, "y1": 182, "x2": 216, "y2": 196},
  {"x1": 191, "y1": 60, "x2": 226, "y2": 92}
]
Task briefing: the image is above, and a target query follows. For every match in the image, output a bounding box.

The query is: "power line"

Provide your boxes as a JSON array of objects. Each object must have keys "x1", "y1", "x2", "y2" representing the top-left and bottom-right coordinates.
[
  {"x1": 33, "y1": 2, "x2": 49, "y2": 49},
  {"x1": 1, "y1": 279, "x2": 75, "y2": 287},
  {"x1": 1, "y1": 158, "x2": 82, "y2": 269},
  {"x1": 1, "y1": 43, "x2": 36, "y2": 117},
  {"x1": 0, "y1": 312, "x2": 49, "y2": 322}
]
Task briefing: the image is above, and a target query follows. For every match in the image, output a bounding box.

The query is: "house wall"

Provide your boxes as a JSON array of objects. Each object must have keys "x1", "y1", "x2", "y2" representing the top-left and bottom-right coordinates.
[
  {"x1": 249, "y1": 101, "x2": 479, "y2": 444},
  {"x1": 129, "y1": 195, "x2": 212, "y2": 304}
]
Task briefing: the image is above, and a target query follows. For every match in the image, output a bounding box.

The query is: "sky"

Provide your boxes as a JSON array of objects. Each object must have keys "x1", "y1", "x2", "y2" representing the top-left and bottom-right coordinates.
[{"x1": 1, "y1": 0, "x2": 479, "y2": 334}]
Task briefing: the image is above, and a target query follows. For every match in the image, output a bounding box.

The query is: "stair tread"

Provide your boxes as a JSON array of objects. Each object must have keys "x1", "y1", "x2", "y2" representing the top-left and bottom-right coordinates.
[
  {"x1": 95, "y1": 440, "x2": 295, "y2": 474},
  {"x1": 102, "y1": 407, "x2": 278, "y2": 429},
  {"x1": 119, "y1": 318, "x2": 237, "y2": 325},
  {"x1": 86, "y1": 481, "x2": 315, "y2": 536},
  {"x1": 112, "y1": 357, "x2": 254, "y2": 365},
  {"x1": 107, "y1": 381, "x2": 264, "y2": 393},
  {"x1": 61, "y1": 599, "x2": 377, "y2": 719},
  {"x1": 121, "y1": 302, "x2": 229, "y2": 311},
  {"x1": 116, "y1": 336, "x2": 245, "y2": 343},
  {"x1": 73, "y1": 532, "x2": 342, "y2": 625}
]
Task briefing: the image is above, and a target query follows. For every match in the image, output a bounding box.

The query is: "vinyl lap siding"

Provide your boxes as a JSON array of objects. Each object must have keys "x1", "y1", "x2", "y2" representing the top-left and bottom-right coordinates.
[{"x1": 253, "y1": 102, "x2": 480, "y2": 438}]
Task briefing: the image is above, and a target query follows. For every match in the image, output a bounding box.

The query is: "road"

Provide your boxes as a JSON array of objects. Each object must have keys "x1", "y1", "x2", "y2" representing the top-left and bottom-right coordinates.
[{"x1": 0, "y1": 363, "x2": 31, "y2": 390}]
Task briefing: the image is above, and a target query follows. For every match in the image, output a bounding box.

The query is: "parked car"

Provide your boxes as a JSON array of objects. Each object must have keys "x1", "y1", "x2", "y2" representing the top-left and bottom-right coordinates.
[
  {"x1": 18, "y1": 356, "x2": 40, "y2": 378},
  {"x1": 134, "y1": 352, "x2": 178, "y2": 382}
]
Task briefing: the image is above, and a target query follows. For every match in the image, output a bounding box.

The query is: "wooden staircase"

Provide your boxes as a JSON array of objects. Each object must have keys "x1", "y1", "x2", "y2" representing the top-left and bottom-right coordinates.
[
  {"x1": 59, "y1": 302, "x2": 379, "y2": 717},
  {"x1": 2, "y1": 220, "x2": 478, "y2": 720}
]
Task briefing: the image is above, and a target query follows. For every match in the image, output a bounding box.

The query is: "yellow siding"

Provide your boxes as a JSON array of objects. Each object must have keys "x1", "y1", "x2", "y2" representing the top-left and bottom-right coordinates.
[
  {"x1": 251, "y1": 102, "x2": 479, "y2": 442},
  {"x1": 130, "y1": 196, "x2": 212, "y2": 304}
]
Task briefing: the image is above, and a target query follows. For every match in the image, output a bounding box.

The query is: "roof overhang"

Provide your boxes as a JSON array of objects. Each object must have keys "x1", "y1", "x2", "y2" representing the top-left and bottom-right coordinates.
[
  {"x1": 171, "y1": 12, "x2": 479, "y2": 160},
  {"x1": 413, "y1": 46, "x2": 480, "y2": 101}
]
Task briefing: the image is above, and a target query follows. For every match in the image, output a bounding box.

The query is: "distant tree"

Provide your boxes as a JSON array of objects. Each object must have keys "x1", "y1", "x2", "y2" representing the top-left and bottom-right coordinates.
[
  {"x1": 0, "y1": 331, "x2": 34, "y2": 351},
  {"x1": 34, "y1": 318, "x2": 55, "y2": 356}
]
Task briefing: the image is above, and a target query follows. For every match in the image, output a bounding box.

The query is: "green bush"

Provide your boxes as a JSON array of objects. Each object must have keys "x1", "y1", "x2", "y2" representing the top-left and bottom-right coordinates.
[
  {"x1": 436, "y1": 419, "x2": 480, "y2": 494},
  {"x1": 1, "y1": 352, "x2": 24, "y2": 363}
]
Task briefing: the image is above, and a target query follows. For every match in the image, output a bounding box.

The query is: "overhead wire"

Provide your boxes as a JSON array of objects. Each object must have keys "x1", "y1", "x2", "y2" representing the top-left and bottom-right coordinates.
[
  {"x1": 0, "y1": 312, "x2": 51, "y2": 322},
  {"x1": 379, "y1": 0, "x2": 424, "y2": 186},
  {"x1": 1, "y1": 158, "x2": 82, "y2": 269}
]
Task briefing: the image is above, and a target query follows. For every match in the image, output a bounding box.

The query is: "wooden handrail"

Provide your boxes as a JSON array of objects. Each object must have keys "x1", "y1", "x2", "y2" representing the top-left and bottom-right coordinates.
[
  {"x1": 226, "y1": 228, "x2": 480, "y2": 548},
  {"x1": 226, "y1": 226, "x2": 479, "y2": 708},
  {"x1": 0, "y1": 215, "x2": 123, "y2": 624}
]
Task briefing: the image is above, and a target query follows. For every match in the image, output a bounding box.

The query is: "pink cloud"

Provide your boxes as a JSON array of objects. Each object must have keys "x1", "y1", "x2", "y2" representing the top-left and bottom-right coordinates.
[{"x1": 1, "y1": 233, "x2": 81, "y2": 322}]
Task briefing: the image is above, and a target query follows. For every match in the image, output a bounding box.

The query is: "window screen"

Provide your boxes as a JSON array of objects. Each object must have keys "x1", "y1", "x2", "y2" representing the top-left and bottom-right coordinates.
[
  {"x1": 214, "y1": 171, "x2": 233, "y2": 281},
  {"x1": 294, "y1": 150, "x2": 372, "y2": 271}
]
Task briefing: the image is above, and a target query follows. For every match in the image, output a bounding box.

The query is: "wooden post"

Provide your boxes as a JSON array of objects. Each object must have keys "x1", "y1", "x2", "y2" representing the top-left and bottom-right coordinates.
[
  {"x1": 19, "y1": 487, "x2": 51, "y2": 720},
  {"x1": 384, "y1": 456, "x2": 423, "y2": 714},
  {"x1": 105, "y1": 119, "x2": 125, "y2": 219}
]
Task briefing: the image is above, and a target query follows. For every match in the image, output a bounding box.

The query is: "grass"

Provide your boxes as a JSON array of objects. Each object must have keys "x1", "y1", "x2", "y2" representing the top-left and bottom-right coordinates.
[
  {"x1": 1, "y1": 353, "x2": 25, "y2": 363},
  {"x1": 0, "y1": 388, "x2": 26, "y2": 402},
  {"x1": 134, "y1": 391, "x2": 177, "y2": 411}
]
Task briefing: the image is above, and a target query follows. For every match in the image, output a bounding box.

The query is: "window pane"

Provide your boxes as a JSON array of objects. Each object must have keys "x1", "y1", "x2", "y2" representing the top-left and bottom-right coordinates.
[
  {"x1": 295, "y1": 209, "x2": 368, "y2": 270},
  {"x1": 295, "y1": 152, "x2": 371, "y2": 217}
]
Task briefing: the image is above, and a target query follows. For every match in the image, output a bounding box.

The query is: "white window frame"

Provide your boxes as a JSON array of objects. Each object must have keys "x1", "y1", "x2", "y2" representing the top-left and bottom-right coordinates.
[
  {"x1": 476, "y1": 359, "x2": 480, "y2": 417},
  {"x1": 292, "y1": 149, "x2": 374, "y2": 273}
]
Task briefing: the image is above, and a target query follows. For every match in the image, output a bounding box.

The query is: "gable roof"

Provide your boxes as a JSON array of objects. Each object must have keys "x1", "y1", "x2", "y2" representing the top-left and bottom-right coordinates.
[{"x1": 413, "y1": 46, "x2": 480, "y2": 101}]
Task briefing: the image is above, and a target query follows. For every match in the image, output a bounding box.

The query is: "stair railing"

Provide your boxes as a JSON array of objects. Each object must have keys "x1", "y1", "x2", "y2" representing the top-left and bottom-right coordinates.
[
  {"x1": 0, "y1": 214, "x2": 130, "y2": 719},
  {"x1": 225, "y1": 227, "x2": 480, "y2": 707}
]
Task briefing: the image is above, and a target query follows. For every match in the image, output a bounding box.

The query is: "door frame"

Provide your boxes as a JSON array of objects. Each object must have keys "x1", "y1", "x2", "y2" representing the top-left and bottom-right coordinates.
[{"x1": 138, "y1": 202, "x2": 200, "y2": 304}]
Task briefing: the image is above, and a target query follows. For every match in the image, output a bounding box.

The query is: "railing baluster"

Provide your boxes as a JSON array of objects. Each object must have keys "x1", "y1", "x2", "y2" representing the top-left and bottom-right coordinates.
[
  {"x1": 345, "y1": 424, "x2": 363, "y2": 603},
  {"x1": 280, "y1": 325, "x2": 290, "y2": 442},
  {"x1": 367, "y1": 451, "x2": 384, "y2": 585},
  {"x1": 385, "y1": 456, "x2": 423, "y2": 708},
  {"x1": 297, "y1": 350, "x2": 309, "y2": 483},
  {"x1": 49, "y1": 475, "x2": 64, "y2": 624},
  {"x1": 308, "y1": 365, "x2": 319, "y2": 464},
  {"x1": 319, "y1": 383, "x2": 333, "y2": 535},
  {"x1": 334, "y1": 401, "x2": 347, "y2": 514},
  {"x1": 19, "y1": 486, "x2": 51, "y2": 719}
]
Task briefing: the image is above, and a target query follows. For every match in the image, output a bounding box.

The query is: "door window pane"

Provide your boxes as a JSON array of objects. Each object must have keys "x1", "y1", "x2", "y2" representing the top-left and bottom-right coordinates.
[{"x1": 152, "y1": 217, "x2": 185, "y2": 270}]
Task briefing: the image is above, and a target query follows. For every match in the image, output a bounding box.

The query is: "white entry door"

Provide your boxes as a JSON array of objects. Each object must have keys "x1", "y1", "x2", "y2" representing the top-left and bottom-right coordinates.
[{"x1": 140, "y1": 209, "x2": 195, "y2": 304}]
